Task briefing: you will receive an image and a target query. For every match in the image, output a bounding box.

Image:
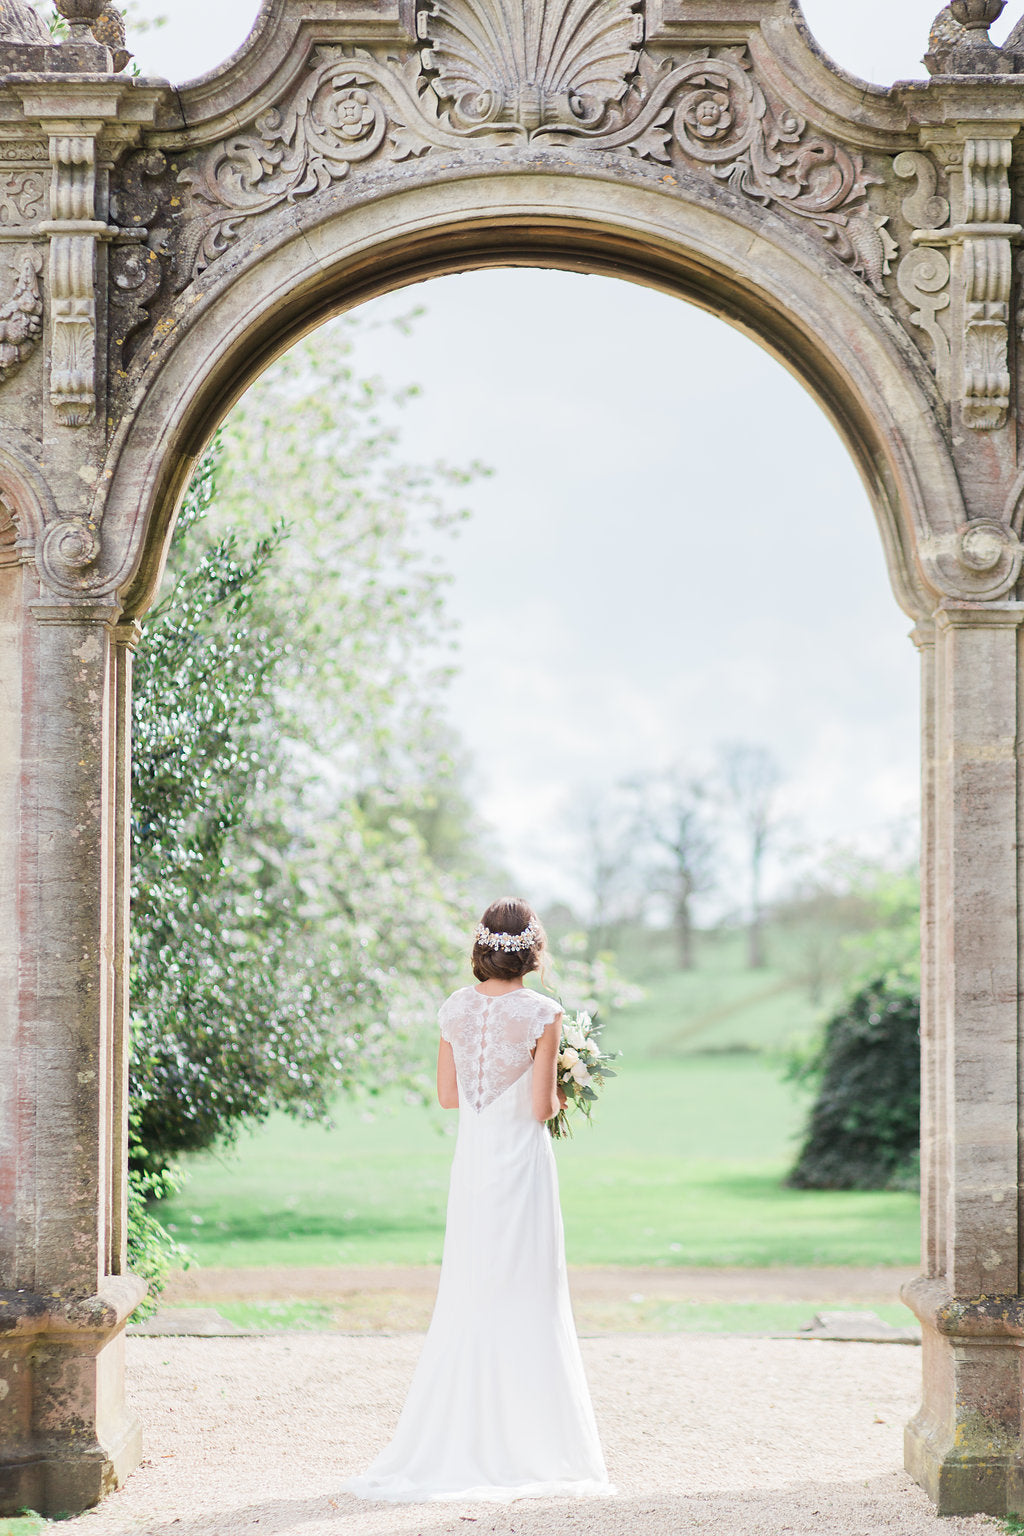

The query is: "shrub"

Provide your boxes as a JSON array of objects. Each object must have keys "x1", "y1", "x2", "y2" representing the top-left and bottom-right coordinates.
[{"x1": 786, "y1": 978, "x2": 920, "y2": 1191}]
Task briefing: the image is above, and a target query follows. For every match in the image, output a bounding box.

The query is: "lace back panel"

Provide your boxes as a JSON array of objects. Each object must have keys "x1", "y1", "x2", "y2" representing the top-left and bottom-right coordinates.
[{"x1": 439, "y1": 987, "x2": 561, "y2": 1112}]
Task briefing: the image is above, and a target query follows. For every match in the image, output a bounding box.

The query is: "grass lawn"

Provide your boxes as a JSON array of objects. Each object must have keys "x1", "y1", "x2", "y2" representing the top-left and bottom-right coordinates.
[
  {"x1": 159, "y1": 1053, "x2": 920, "y2": 1270},
  {"x1": 180, "y1": 1297, "x2": 916, "y2": 1335}
]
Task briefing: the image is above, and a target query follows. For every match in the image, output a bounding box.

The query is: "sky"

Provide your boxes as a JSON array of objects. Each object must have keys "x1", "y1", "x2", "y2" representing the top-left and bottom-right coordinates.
[{"x1": 124, "y1": 0, "x2": 976, "y2": 910}]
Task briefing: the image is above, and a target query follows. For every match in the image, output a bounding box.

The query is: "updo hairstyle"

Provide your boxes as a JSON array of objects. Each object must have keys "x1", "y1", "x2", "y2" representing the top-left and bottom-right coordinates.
[{"x1": 471, "y1": 897, "x2": 547, "y2": 982}]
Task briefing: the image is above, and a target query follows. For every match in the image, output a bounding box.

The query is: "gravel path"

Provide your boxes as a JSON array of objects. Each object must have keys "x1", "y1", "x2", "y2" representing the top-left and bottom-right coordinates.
[{"x1": 60, "y1": 1335, "x2": 1001, "y2": 1536}]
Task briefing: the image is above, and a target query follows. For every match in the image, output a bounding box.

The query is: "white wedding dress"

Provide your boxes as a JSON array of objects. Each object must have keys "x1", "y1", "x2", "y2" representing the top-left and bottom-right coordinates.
[{"x1": 344, "y1": 984, "x2": 613, "y2": 1503}]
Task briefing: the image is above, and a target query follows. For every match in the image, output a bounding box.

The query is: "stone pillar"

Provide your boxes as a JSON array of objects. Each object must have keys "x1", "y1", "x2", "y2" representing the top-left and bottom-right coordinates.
[
  {"x1": 0, "y1": 601, "x2": 144, "y2": 1519},
  {"x1": 912, "y1": 621, "x2": 944, "y2": 1279},
  {"x1": 904, "y1": 602, "x2": 1024, "y2": 1516}
]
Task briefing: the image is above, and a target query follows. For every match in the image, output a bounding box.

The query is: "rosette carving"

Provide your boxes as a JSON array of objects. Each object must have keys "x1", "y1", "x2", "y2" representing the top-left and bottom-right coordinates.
[
  {"x1": 179, "y1": 59, "x2": 388, "y2": 277},
  {"x1": 418, "y1": 0, "x2": 642, "y2": 131},
  {"x1": 175, "y1": 36, "x2": 893, "y2": 299},
  {"x1": 585, "y1": 49, "x2": 896, "y2": 293}
]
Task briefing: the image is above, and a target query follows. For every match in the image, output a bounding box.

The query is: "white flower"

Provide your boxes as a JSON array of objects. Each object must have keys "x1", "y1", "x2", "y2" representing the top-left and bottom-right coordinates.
[
  {"x1": 560, "y1": 1047, "x2": 579, "y2": 1066},
  {"x1": 570, "y1": 1060, "x2": 592, "y2": 1086},
  {"x1": 565, "y1": 1025, "x2": 585, "y2": 1050}
]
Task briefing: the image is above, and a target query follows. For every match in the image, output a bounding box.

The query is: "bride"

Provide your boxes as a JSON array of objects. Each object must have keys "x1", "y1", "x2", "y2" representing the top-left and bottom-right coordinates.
[{"x1": 344, "y1": 897, "x2": 613, "y2": 1503}]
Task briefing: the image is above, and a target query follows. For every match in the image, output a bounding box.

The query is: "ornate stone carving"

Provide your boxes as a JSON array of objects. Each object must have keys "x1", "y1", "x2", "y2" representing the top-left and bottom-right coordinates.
[
  {"x1": 925, "y1": 1, "x2": 1022, "y2": 74},
  {"x1": 602, "y1": 49, "x2": 897, "y2": 294},
  {"x1": 961, "y1": 138, "x2": 1015, "y2": 430},
  {"x1": 0, "y1": 493, "x2": 20, "y2": 569},
  {"x1": 109, "y1": 149, "x2": 173, "y2": 367},
  {"x1": 0, "y1": 143, "x2": 48, "y2": 163},
  {"x1": 90, "y1": 4, "x2": 131, "y2": 73},
  {"x1": 902, "y1": 137, "x2": 1020, "y2": 428},
  {"x1": 0, "y1": 169, "x2": 45, "y2": 224},
  {"x1": 926, "y1": 517, "x2": 1024, "y2": 600},
  {"x1": 0, "y1": 0, "x2": 52, "y2": 44},
  {"x1": 179, "y1": 54, "x2": 390, "y2": 277},
  {"x1": 418, "y1": 0, "x2": 643, "y2": 131},
  {"x1": 47, "y1": 134, "x2": 99, "y2": 427},
  {"x1": 894, "y1": 151, "x2": 952, "y2": 399},
  {"x1": 40, "y1": 516, "x2": 100, "y2": 576},
  {"x1": 0, "y1": 248, "x2": 43, "y2": 384},
  {"x1": 178, "y1": 41, "x2": 893, "y2": 295}
]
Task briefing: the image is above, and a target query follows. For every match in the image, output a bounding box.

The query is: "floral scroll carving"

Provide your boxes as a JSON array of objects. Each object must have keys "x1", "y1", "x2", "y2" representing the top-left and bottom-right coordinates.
[
  {"x1": 0, "y1": 170, "x2": 45, "y2": 225},
  {"x1": 0, "y1": 248, "x2": 43, "y2": 385},
  {"x1": 176, "y1": 26, "x2": 895, "y2": 299},
  {"x1": 894, "y1": 150, "x2": 952, "y2": 400},
  {"x1": 599, "y1": 49, "x2": 897, "y2": 294},
  {"x1": 178, "y1": 58, "x2": 389, "y2": 277}
]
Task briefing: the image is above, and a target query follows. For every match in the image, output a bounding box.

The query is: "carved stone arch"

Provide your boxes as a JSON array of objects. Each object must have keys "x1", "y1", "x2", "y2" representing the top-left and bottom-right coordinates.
[
  {"x1": 10, "y1": 0, "x2": 1024, "y2": 1522},
  {"x1": 0, "y1": 437, "x2": 54, "y2": 551},
  {"x1": 102, "y1": 173, "x2": 961, "y2": 623}
]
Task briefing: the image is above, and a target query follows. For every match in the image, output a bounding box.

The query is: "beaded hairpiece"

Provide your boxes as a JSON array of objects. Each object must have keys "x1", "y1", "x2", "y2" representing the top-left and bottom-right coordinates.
[{"x1": 474, "y1": 919, "x2": 541, "y2": 953}]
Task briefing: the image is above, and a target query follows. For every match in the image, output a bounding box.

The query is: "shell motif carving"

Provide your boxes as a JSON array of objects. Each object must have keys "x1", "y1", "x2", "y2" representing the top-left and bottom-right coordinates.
[
  {"x1": 174, "y1": 38, "x2": 893, "y2": 303},
  {"x1": 418, "y1": 0, "x2": 643, "y2": 131}
]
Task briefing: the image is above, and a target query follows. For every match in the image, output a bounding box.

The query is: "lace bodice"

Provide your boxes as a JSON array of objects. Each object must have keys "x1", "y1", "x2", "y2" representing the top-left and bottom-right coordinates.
[{"x1": 439, "y1": 986, "x2": 562, "y2": 1113}]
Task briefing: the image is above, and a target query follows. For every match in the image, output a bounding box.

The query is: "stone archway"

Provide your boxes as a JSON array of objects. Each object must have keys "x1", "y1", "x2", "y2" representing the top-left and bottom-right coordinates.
[{"x1": 2, "y1": 0, "x2": 1024, "y2": 1518}]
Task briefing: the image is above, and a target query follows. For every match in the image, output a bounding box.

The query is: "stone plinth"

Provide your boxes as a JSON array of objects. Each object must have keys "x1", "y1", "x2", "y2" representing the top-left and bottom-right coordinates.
[{"x1": 0, "y1": 1277, "x2": 145, "y2": 1517}]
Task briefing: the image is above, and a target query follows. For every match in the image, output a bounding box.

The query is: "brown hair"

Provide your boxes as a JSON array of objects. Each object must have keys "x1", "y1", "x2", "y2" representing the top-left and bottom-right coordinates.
[{"x1": 471, "y1": 897, "x2": 547, "y2": 982}]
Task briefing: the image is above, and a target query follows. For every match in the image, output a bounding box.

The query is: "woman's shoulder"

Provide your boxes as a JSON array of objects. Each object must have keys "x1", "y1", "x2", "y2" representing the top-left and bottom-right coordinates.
[
  {"x1": 524, "y1": 988, "x2": 562, "y2": 1017},
  {"x1": 439, "y1": 985, "x2": 475, "y2": 1013}
]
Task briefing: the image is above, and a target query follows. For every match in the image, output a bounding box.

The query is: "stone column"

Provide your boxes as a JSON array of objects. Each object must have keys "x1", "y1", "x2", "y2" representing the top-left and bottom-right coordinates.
[
  {"x1": 0, "y1": 601, "x2": 144, "y2": 1519},
  {"x1": 912, "y1": 621, "x2": 944, "y2": 1279},
  {"x1": 904, "y1": 602, "x2": 1024, "y2": 1516}
]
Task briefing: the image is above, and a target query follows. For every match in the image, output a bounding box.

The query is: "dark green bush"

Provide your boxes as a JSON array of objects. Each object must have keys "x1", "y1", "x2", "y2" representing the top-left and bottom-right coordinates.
[{"x1": 787, "y1": 978, "x2": 920, "y2": 1191}]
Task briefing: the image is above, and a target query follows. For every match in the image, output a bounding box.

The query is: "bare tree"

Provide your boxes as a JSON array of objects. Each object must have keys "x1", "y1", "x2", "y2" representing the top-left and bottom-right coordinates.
[
  {"x1": 718, "y1": 742, "x2": 782, "y2": 969},
  {"x1": 569, "y1": 787, "x2": 636, "y2": 956},
  {"x1": 627, "y1": 765, "x2": 717, "y2": 970}
]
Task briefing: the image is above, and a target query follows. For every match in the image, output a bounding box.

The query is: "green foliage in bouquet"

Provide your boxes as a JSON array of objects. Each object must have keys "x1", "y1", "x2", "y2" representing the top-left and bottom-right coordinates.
[
  {"x1": 548, "y1": 1010, "x2": 618, "y2": 1140},
  {"x1": 786, "y1": 977, "x2": 920, "y2": 1191}
]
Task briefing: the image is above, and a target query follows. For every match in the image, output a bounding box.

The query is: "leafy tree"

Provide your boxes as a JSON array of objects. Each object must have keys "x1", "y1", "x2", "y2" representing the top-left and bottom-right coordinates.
[{"x1": 131, "y1": 315, "x2": 489, "y2": 1184}]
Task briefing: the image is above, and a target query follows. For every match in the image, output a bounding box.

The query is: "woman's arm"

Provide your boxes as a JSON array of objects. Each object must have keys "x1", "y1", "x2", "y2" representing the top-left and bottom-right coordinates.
[
  {"x1": 437, "y1": 1038, "x2": 459, "y2": 1109},
  {"x1": 531, "y1": 1014, "x2": 563, "y2": 1123}
]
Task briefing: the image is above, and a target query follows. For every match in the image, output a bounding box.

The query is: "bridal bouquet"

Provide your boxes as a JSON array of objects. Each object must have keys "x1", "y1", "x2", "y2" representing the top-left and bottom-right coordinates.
[{"x1": 547, "y1": 1009, "x2": 617, "y2": 1140}]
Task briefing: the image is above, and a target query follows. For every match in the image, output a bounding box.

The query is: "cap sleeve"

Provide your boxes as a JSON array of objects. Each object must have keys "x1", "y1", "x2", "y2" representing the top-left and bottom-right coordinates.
[
  {"x1": 438, "y1": 993, "x2": 456, "y2": 1043},
  {"x1": 531, "y1": 992, "x2": 563, "y2": 1041}
]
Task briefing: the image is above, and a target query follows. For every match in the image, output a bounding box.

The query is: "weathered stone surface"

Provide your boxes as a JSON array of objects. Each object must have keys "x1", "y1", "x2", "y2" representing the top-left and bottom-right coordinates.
[{"x1": 4, "y1": 0, "x2": 1024, "y2": 1519}]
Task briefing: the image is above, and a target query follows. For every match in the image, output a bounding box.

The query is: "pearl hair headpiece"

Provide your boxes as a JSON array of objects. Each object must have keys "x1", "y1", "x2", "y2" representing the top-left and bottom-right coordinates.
[{"x1": 474, "y1": 920, "x2": 541, "y2": 953}]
